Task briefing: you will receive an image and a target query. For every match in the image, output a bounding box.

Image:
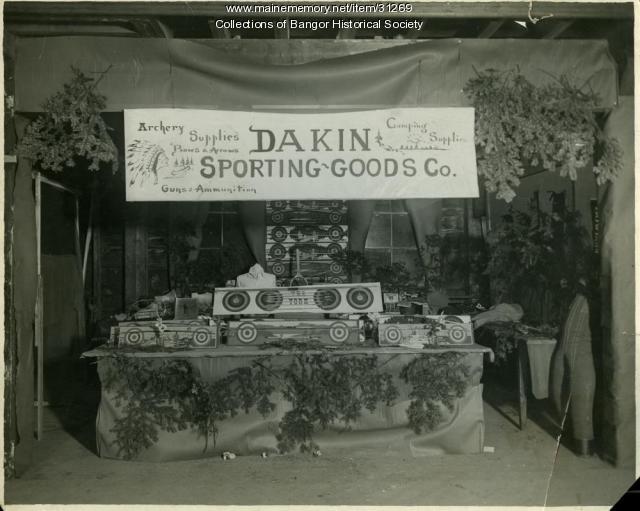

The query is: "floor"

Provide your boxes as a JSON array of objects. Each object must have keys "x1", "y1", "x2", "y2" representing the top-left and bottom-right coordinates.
[{"x1": 3, "y1": 364, "x2": 636, "y2": 507}]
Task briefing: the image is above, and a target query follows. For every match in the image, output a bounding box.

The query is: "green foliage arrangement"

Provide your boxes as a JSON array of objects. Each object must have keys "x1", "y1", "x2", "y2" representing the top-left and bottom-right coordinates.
[
  {"x1": 101, "y1": 354, "x2": 275, "y2": 459},
  {"x1": 485, "y1": 193, "x2": 591, "y2": 326},
  {"x1": 369, "y1": 261, "x2": 422, "y2": 295},
  {"x1": 186, "y1": 243, "x2": 253, "y2": 290},
  {"x1": 464, "y1": 68, "x2": 622, "y2": 202},
  {"x1": 419, "y1": 234, "x2": 490, "y2": 302},
  {"x1": 18, "y1": 67, "x2": 118, "y2": 173},
  {"x1": 477, "y1": 322, "x2": 559, "y2": 364},
  {"x1": 100, "y1": 350, "x2": 470, "y2": 459},
  {"x1": 274, "y1": 354, "x2": 398, "y2": 453},
  {"x1": 329, "y1": 249, "x2": 371, "y2": 281},
  {"x1": 167, "y1": 220, "x2": 251, "y2": 293},
  {"x1": 401, "y1": 353, "x2": 470, "y2": 434},
  {"x1": 330, "y1": 250, "x2": 425, "y2": 296}
]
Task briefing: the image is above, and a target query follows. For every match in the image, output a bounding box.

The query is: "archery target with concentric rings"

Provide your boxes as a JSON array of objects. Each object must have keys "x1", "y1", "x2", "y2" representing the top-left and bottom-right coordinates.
[
  {"x1": 222, "y1": 290, "x2": 250, "y2": 313},
  {"x1": 329, "y1": 262, "x2": 343, "y2": 274},
  {"x1": 383, "y1": 326, "x2": 402, "y2": 345},
  {"x1": 256, "y1": 290, "x2": 283, "y2": 311},
  {"x1": 329, "y1": 321, "x2": 350, "y2": 343},
  {"x1": 191, "y1": 328, "x2": 211, "y2": 347},
  {"x1": 124, "y1": 328, "x2": 144, "y2": 346},
  {"x1": 271, "y1": 211, "x2": 284, "y2": 224},
  {"x1": 327, "y1": 243, "x2": 343, "y2": 256},
  {"x1": 271, "y1": 200, "x2": 286, "y2": 210},
  {"x1": 448, "y1": 325, "x2": 468, "y2": 343},
  {"x1": 269, "y1": 244, "x2": 286, "y2": 260},
  {"x1": 236, "y1": 322, "x2": 258, "y2": 344},
  {"x1": 271, "y1": 262, "x2": 286, "y2": 276},
  {"x1": 270, "y1": 226, "x2": 288, "y2": 242},
  {"x1": 328, "y1": 212, "x2": 343, "y2": 224},
  {"x1": 346, "y1": 287, "x2": 374, "y2": 310},
  {"x1": 328, "y1": 226, "x2": 344, "y2": 241},
  {"x1": 313, "y1": 288, "x2": 341, "y2": 310}
]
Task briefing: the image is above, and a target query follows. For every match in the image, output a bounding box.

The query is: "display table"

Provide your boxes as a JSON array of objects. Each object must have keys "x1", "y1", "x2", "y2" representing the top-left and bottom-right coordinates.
[{"x1": 83, "y1": 345, "x2": 493, "y2": 461}]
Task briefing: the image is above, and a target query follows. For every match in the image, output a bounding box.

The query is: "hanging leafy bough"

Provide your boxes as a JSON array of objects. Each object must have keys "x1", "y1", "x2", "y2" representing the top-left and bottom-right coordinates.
[
  {"x1": 17, "y1": 66, "x2": 118, "y2": 173},
  {"x1": 401, "y1": 353, "x2": 470, "y2": 434},
  {"x1": 464, "y1": 68, "x2": 622, "y2": 202}
]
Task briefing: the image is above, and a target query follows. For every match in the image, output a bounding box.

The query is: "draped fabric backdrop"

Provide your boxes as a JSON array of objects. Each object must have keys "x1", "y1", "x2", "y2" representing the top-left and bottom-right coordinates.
[
  {"x1": 13, "y1": 37, "x2": 619, "y2": 270},
  {"x1": 10, "y1": 36, "x2": 629, "y2": 466},
  {"x1": 10, "y1": 118, "x2": 38, "y2": 474},
  {"x1": 599, "y1": 96, "x2": 635, "y2": 468}
]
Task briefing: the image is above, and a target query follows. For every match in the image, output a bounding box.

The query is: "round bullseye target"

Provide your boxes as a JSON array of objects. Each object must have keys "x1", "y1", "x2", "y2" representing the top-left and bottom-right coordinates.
[
  {"x1": 271, "y1": 262, "x2": 286, "y2": 276},
  {"x1": 329, "y1": 200, "x2": 342, "y2": 210},
  {"x1": 329, "y1": 262, "x2": 343, "y2": 274},
  {"x1": 125, "y1": 328, "x2": 144, "y2": 346},
  {"x1": 191, "y1": 328, "x2": 211, "y2": 347},
  {"x1": 270, "y1": 226, "x2": 288, "y2": 243},
  {"x1": 327, "y1": 243, "x2": 343, "y2": 256},
  {"x1": 256, "y1": 290, "x2": 283, "y2": 311},
  {"x1": 271, "y1": 201, "x2": 286, "y2": 210},
  {"x1": 271, "y1": 211, "x2": 284, "y2": 224},
  {"x1": 448, "y1": 325, "x2": 468, "y2": 344},
  {"x1": 222, "y1": 291, "x2": 250, "y2": 313},
  {"x1": 313, "y1": 288, "x2": 341, "y2": 310},
  {"x1": 237, "y1": 322, "x2": 258, "y2": 344},
  {"x1": 328, "y1": 226, "x2": 344, "y2": 241},
  {"x1": 329, "y1": 321, "x2": 350, "y2": 343},
  {"x1": 328, "y1": 212, "x2": 343, "y2": 224},
  {"x1": 346, "y1": 287, "x2": 374, "y2": 310},
  {"x1": 383, "y1": 326, "x2": 402, "y2": 345},
  {"x1": 269, "y1": 244, "x2": 286, "y2": 260}
]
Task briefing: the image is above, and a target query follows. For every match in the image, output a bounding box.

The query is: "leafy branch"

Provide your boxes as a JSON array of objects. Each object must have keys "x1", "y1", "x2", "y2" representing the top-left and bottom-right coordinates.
[
  {"x1": 401, "y1": 353, "x2": 470, "y2": 434},
  {"x1": 464, "y1": 68, "x2": 621, "y2": 202},
  {"x1": 485, "y1": 193, "x2": 592, "y2": 326},
  {"x1": 18, "y1": 66, "x2": 118, "y2": 173},
  {"x1": 275, "y1": 354, "x2": 398, "y2": 453}
]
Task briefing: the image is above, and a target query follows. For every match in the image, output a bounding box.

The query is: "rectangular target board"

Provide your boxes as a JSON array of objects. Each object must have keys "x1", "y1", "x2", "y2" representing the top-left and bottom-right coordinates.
[
  {"x1": 112, "y1": 320, "x2": 218, "y2": 348},
  {"x1": 377, "y1": 315, "x2": 473, "y2": 346},
  {"x1": 213, "y1": 282, "x2": 383, "y2": 316},
  {"x1": 227, "y1": 318, "x2": 360, "y2": 346}
]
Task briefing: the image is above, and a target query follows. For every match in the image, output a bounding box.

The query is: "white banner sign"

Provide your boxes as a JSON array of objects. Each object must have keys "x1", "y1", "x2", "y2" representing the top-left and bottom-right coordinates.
[{"x1": 124, "y1": 108, "x2": 478, "y2": 201}]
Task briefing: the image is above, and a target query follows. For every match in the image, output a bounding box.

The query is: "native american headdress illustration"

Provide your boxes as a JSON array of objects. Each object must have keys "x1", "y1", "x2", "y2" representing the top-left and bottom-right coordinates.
[{"x1": 127, "y1": 140, "x2": 168, "y2": 186}]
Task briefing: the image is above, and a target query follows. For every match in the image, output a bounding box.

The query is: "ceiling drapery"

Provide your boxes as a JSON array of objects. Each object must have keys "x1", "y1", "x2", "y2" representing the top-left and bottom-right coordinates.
[{"x1": 14, "y1": 37, "x2": 618, "y2": 112}]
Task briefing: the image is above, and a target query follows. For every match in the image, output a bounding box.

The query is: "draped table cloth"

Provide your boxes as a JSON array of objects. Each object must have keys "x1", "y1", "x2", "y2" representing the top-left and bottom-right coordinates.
[{"x1": 83, "y1": 345, "x2": 492, "y2": 461}]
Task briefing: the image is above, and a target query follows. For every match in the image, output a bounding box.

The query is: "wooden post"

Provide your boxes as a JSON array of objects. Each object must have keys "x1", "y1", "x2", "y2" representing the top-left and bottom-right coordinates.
[
  {"x1": 518, "y1": 338, "x2": 528, "y2": 429},
  {"x1": 34, "y1": 173, "x2": 43, "y2": 440}
]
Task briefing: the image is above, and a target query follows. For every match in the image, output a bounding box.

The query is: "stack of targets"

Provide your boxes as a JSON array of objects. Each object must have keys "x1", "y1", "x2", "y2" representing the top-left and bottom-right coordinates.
[
  {"x1": 266, "y1": 200, "x2": 349, "y2": 285},
  {"x1": 212, "y1": 283, "x2": 384, "y2": 347}
]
